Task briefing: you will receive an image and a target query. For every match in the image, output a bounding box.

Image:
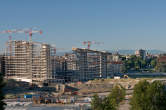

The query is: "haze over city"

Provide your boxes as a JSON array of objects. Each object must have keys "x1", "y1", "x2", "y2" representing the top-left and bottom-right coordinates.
[
  {"x1": 2, "y1": 1, "x2": 166, "y2": 110},
  {"x1": 1, "y1": 0, "x2": 166, "y2": 52}
]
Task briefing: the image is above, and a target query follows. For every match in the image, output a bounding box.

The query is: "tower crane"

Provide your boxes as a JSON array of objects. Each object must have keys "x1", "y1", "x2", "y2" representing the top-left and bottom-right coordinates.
[
  {"x1": 0, "y1": 28, "x2": 42, "y2": 42},
  {"x1": 0, "y1": 28, "x2": 42, "y2": 55},
  {"x1": 0, "y1": 29, "x2": 19, "y2": 55},
  {"x1": 82, "y1": 41, "x2": 104, "y2": 49},
  {"x1": 23, "y1": 28, "x2": 42, "y2": 42},
  {"x1": 0, "y1": 29, "x2": 17, "y2": 41}
]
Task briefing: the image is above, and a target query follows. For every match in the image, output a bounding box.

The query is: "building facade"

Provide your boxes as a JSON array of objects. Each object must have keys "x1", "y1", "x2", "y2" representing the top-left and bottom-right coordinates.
[
  {"x1": 5, "y1": 40, "x2": 56, "y2": 86},
  {"x1": 72, "y1": 48, "x2": 113, "y2": 81},
  {"x1": 135, "y1": 49, "x2": 146, "y2": 59},
  {"x1": 156, "y1": 54, "x2": 166, "y2": 72}
]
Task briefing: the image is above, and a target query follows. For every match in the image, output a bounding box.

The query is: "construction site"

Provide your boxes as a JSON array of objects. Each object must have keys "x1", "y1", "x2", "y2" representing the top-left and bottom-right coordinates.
[
  {"x1": 3, "y1": 33, "x2": 117, "y2": 86},
  {"x1": 3, "y1": 30, "x2": 166, "y2": 110},
  {"x1": 5, "y1": 40, "x2": 59, "y2": 86},
  {"x1": 1, "y1": 36, "x2": 122, "y2": 110},
  {"x1": 1, "y1": 28, "x2": 63, "y2": 86},
  {"x1": 0, "y1": 28, "x2": 130, "y2": 110},
  {"x1": 72, "y1": 47, "x2": 113, "y2": 81}
]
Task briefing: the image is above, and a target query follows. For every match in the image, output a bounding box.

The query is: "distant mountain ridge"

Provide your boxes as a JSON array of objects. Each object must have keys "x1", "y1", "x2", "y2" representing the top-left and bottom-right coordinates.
[
  {"x1": 56, "y1": 49, "x2": 166, "y2": 56},
  {"x1": 108, "y1": 49, "x2": 166, "y2": 55}
]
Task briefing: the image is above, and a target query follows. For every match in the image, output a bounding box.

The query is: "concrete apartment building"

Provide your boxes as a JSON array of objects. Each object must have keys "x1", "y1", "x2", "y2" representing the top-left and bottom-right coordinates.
[
  {"x1": 55, "y1": 51, "x2": 123, "y2": 82},
  {"x1": 54, "y1": 56, "x2": 68, "y2": 82},
  {"x1": 5, "y1": 40, "x2": 57, "y2": 86},
  {"x1": 135, "y1": 49, "x2": 146, "y2": 59},
  {"x1": 108, "y1": 61, "x2": 123, "y2": 74},
  {"x1": 157, "y1": 54, "x2": 166, "y2": 72},
  {"x1": 4, "y1": 40, "x2": 124, "y2": 85},
  {"x1": 72, "y1": 47, "x2": 113, "y2": 81},
  {"x1": 55, "y1": 54, "x2": 77, "y2": 82}
]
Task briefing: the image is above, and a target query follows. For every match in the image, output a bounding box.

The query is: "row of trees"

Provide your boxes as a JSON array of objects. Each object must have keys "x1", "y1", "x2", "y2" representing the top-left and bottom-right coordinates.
[
  {"x1": 91, "y1": 80, "x2": 166, "y2": 110},
  {"x1": 122, "y1": 55, "x2": 157, "y2": 73},
  {"x1": 130, "y1": 80, "x2": 166, "y2": 110},
  {"x1": 91, "y1": 85, "x2": 125, "y2": 110}
]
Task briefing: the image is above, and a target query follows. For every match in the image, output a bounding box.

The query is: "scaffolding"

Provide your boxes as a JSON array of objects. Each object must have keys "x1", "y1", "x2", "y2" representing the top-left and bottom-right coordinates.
[
  {"x1": 72, "y1": 48, "x2": 112, "y2": 81},
  {"x1": 5, "y1": 40, "x2": 56, "y2": 86},
  {"x1": 54, "y1": 54, "x2": 76, "y2": 82}
]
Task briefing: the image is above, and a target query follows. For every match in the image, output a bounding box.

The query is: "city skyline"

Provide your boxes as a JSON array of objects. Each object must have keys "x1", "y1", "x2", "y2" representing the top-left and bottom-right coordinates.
[{"x1": 1, "y1": 0, "x2": 166, "y2": 52}]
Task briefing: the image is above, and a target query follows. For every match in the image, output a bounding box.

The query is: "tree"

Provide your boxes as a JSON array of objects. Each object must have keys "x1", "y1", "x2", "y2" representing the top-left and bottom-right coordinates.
[
  {"x1": 91, "y1": 85, "x2": 126, "y2": 110},
  {"x1": 146, "y1": 81, "x2": 166, "y2": 110},
  {"x1": 130, "y1": 80, "x2": 166, "y2": 110},
  {"x1": 91, "y1": 94, "x2": 103, "y2": 110},
  {"x1": 108, "y1": 85, "x2": 126, "y2": 106},
  {"x1": 130, "y1": 80, "x2": 150, "y2": 110},
  {"x1": 122, "y1": 55, "x2": 157, "y2": 72},
  {"x1": 0, "y1": 74, "x2": 6, "y2": 110},
  {"x1": 102, "y1": 97, "x2": 116, "y2": 110},
  {"x1": 140, "y1": 60, "x2": 146, "y2": 69},
  {"x1": 150, "y1": 59, "x2": 157, "y2": 68}
]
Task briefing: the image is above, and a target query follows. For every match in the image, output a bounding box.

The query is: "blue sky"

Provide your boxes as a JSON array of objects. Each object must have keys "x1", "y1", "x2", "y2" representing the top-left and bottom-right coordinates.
[{"x1": 1, "y1": 0, "x2": 166, "y2": 52}]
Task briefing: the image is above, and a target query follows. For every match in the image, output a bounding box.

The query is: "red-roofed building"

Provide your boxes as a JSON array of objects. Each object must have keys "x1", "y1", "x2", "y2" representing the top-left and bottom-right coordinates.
[{"x1": 157, "y1": 54, "x2": 166, "y2": 72}]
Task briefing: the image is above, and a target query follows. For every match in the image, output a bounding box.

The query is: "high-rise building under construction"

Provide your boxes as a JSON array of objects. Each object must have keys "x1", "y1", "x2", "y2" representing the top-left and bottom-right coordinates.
[
  {"x1": 72, "y1": 48, "x2": 113, "y2": 81},
  {"x1": 5, "y1": 40, "x2": 56, "y2": 86}
]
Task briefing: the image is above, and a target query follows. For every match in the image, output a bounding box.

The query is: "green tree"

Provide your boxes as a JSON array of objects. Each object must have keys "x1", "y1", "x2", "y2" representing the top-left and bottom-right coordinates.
[
  {"x1": 0, "y1": 74, "x2": 6, "y2": 110},
  {"x1": 130, "y1": 80, "x2": 166, "y2": 110},
  {"x1": 140, "y1": 60, "x2": 146, "y2": 69},
  {"x1": 150, "y1": 59, "x2": 157, "y2": 68},
  {"x1": 102, "y1": 97, "x2": 116, "y2": 110},
  {"x1": 91, "y1": 94, "x2": 103, "y2": 110},
  {"x1": 91, "y1": 85, "x2": 126, "y2": 110},
  {"x1": 108, "y1": 85, "x2": 126, "y2": 106},
  {"x1": 146, "y1": 81, "x2": 166, "y2": 110},
  {"x1": 130, "y1": 80, "x2": 150, "y2": 110}
]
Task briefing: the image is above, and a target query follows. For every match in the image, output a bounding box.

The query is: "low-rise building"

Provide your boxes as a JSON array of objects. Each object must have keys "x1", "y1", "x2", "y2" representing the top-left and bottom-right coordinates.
[
  {"x1": 108, "y1": 61, "x2": 123, "y2": 74},
  {"x1": 156, "y1": 54, "x2": 166, "y2": 72}
]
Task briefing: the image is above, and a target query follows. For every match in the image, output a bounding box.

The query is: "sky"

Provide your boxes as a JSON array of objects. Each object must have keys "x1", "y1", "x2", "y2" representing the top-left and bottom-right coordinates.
[{"x1": 1, "y1": 0, "x2": 166, "y2": 52}]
